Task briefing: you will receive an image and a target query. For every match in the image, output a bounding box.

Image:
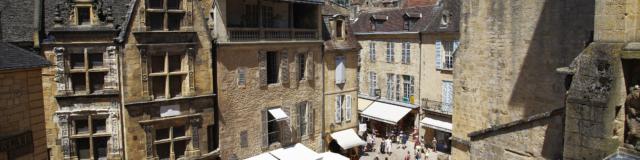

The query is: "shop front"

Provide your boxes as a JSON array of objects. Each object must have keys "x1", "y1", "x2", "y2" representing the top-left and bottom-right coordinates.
[
  {"x1": 359, "y1": 99, "x2": 417, "y2": 142},
  {"x1": 420, "y1": 116, "x2": 452, "y2": 154}
]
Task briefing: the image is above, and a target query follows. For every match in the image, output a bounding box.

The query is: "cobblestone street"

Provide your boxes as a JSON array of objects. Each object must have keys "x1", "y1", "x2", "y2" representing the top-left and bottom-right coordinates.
[{"x1": 359, "y1": 136, "x2": 448, "y2": 160}]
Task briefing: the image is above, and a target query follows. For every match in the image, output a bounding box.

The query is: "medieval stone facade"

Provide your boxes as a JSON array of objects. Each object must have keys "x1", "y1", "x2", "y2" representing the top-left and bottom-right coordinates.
[
  {"x1": 321, "y1": 3, "x2": 362, "y2": 155},
  {"x1": 119, "y1": 0, "x2": 218, "y2": 159},
  {"x1": 41, "y1": 0, "x2": 127, "y2": 159},
  {"x1": 452, "y1": 0, "x2": 595, "y2": 159},
  {"x1": 211, "y1": 0, "x2": 326, "y2": 159}
]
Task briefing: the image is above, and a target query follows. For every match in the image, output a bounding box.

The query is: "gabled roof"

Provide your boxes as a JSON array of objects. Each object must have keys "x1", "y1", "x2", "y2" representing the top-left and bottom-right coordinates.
[
  {"x1": 0, "y1": 42, "x2": 49, "y2": 71},
  {"x1": 0, "y1": 0, "x2": 36, "y2": 43},
  {"x1": 352, "y1": 6, "x2": 436, "y2": 33},
  {"x1": 423, "y1": 0, "x2": 460, "y2": 33}
]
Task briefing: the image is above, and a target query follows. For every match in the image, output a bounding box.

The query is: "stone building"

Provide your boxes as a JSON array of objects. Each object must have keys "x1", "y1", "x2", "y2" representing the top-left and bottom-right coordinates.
[
  {"x1": 321, "y1": 3, "x2": 363, "y2": 155},
  {"x1": 40, "y1": 0, "x2": 129, "y2": 159},
  {"x1": 0, "y1": 42, "x2": 50, "y2": 160},
  {"x1": 451, "y1": 0, "x2": 595, "y2": 159},
  {"x1": 118, "y1": 0, "x2": 218, "y2": 159},
  {"x1": 562, "y1": 1, "x2": 640, "y2": 159},
  {"x1": 352, "y1": 2, "x2": 458, "y2": 153},
  {"x1": 210, "y1": 0, "x2": 325, "y2": 159}
]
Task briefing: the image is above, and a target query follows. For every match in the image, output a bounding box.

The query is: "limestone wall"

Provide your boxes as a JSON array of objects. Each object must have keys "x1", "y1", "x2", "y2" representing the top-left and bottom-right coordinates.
[
  {"x1": 594, "y1": 0, "x2": 640, "y2": 42},
  {"x1": 323, "y1": 50, "x2": 360, "y2": 137},
  {"x1": 453, "y1": 0, "x2": 595, "y2": 159},
  {"x1": 0, "y1": 69, "x2": 48, "y2": 160},
  {"x1": 216, "y1": 43, "x2": 324, "y2": 159}
]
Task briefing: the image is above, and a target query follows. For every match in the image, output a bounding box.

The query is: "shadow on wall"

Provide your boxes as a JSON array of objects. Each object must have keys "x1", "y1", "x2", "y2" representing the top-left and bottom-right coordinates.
[{"x1": 478, "y1": 0, "x2": 595, "y2": 159}]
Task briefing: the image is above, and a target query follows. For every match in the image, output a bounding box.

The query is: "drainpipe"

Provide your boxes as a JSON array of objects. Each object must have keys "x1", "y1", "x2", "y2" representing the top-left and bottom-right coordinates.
[
  {"x1": 117, "y1": 45, "x2": 127, "y2": 160},
  {"x1": 417, "y1": 31, "x2": 423, "y2": 138}
]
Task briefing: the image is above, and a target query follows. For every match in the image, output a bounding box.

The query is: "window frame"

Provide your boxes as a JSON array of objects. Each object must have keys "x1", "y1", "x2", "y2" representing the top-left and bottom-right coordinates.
[
  {"x1": 76, "y1": 6, "x2": 92, "y2": 25},
  {"x1": 336, "y1": 19, "x2": 344, "y2": 39},
  {"x1": 298, "y1": 102, "x2": 310, "y2": 137},
  {"x1": 237, "y1": 67, "x2": 247, "y2": 86},
  {"x1": 68, "y1": 49, "x2": 108, "y2": 95},
  {"x1": 386, "y1": 42, "x2": 394, "y2": 63},
  {"x1": 402, "y1": 75, "x2": 415, "y2": 104},
  {"x1": 402, "y1": 42, "x2": 410, "y2": 64},
  {"x1": 153, "y1": 125, "x2": 191, "y2": 160},
  {"x1": 369, "y1": 42, "x2": 376, "y2": 62},
  {"x1": 266, "y1": 111, "x2": 281, "y2": 145},
  {"x1": 149, "y1": 52, "x2": 188, "y2": 99},
  {"x1": 266, "y1": 52, "x2": 280, "y2": 84},
  {"x1": 386, "y1": 74, "x2": 394, "y2": 100},
  {"x1": 297, "y1": 54, "x2": 306, "y2": 81},
  {"x1": 146, "y1": 0, "x2": 186, "y2": 31},
  {"x1": 369, "y1": 72, "x2": 377, "y2": 97},
  {"x1": 443, "y1": 41, "x2": 454, "y2": 70},
  {"x1": 70, "y1": 115, "x2": 110, "y2": 160}
]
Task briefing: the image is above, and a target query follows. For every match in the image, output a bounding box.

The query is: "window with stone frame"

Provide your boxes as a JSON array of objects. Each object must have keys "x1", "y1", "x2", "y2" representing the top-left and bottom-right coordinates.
[
  {"x1": 369, "y1": 72, "x2": 377, "y2": 97},
  {"x1": 237, "y1": 67, "x2": 246, "y2": 86},
  {"x1": 71, "y1": 115, "x2": 110, "y2": 160},
  {"x1": 146, "y1": 0, "x2": 185, "y2": 31},
  {"x1": 154, "y1": 126, "x2": 190, "y2": 160},
  {"x1": 402, "y1": 75, "x2": 415, "y2": 104},
  {"x1": 386, "y1": 42, "x2": 394, "y2": 63},
  {"x1": 266, "y1": 111, "x2": 280, "y2": 145},
  {"x1": 369, "y1": 42, "x2": 376, "y2": 62},
  {"x1": 266, "y1": 52, "x2": 279, "y2": 84},
  {"x1": 298, "y1": 102, "x2": 310, "y2": 137},
  {"x1": 76, "y1": 6, "x2": 91, "y2": 25},
  {"x1": 149, "y1": 52, "x2": 187, "y2": 99},
  {"x1": 297, "y1": 54, "x2": 306, "y2": 81},
  {"x1": 68, "y1": 49, "x2": 107, "y2": 95},
  {"x1": 402, "y1": 42, "x2": 410, "y2": 64},
  {"x1": 386, "y1": 74, "x2": 395, "y2": 100},
  {"x1": 336, "y1": 20, "x2": 344, "y2": 38}
]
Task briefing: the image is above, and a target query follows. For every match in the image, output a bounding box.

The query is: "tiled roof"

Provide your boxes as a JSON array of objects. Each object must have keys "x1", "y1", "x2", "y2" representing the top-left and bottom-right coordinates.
[
  {"x1": 352, "y1": 6, "x2": 437, "y2": 33},
  {"x1": 352, "y1": 0, "x2": 460, "y2": 33},
  {"x1": 0, "y1": 42, "x2": 50, "y2": 70},
  {"x1": 322, "y1": 15, "x2": 362, "y2": 51},
  {"x1": 322, "y1": 2, "x2": 351, "y2": 16},
  {"x1": 44, "y1": 0, "x2": 132, "y2": 33},
  {"x1": 0, "y1": 0, "x2": 36, "y2": 43},
  {"x1": 278, "y1": 0, "x2": 324, "y2": 4}
]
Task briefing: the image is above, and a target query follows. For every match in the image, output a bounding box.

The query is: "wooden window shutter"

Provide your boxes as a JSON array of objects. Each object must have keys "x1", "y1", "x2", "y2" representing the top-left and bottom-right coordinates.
[
  {"x1": 306, "y1": 52, "x2": 314, "y2": 81},
  {"x1": 309, "y1": 105, "x2": 315, "y2": 137},
  {"x1": 258, "y1": 51, "x2": 268, "y2": 87},
  {"x1": 261, "y1": 109, "x2": 268, "y2": 148},
  {"x1": 345, "y1": 95, "x2": 352, "y2": 121},
  {"x1": 280, "y1": 51, "x2": 289, "y2": 84},
  {"x1": 293, "y1": 53, "x2": 301, "y2": 87},
  {"x1": 435, "y1": 40, "x2": 443, "y2": 69},
  {"x1": 281, "y1": 106, "x2": 291, "y2": 145},
  {"x1": 335, "y1": 95, "x2": 342, "y2": 123},
  {"x1": 335, "y1": 56, "x2": 346, "y2": 84}
]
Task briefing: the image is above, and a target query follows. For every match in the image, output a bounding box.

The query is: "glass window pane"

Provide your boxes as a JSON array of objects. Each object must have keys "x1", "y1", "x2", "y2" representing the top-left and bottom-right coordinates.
[
  {"x1": 88, "y1": 53, "x2": 103, "y2": 69},
  {"x1": 76, "y1": 138, "x2": 90, "y2": 160},
  {"x1": 70, "y1": 54, "x2": 85, "y2": 69},
  {"x1": 89, "y1": 72, "x2": 106, "y2": 93},
  {"x1": 174, "y1": 140, "x2": 187, "y2": 159},
  {"x1": 71, "y1": 73, "x2": 87, "y2": 93},
  {"x1": 168, "y1": 55, "x2": 182, "y2": 72},
  {"x1": 172, "y1": 126, "x2": 186, "y2": 138},
  {"x1": 77, "y1": 7, "x2": 91, "y2": 25},
  {"x1": 148, "y1": 13, "x2": 165, "y2": 31},
  {"x1": 92, "y1": 119, "x2": 106, "y2": 133},
  {"x1": 156, "y1": 128, "x2": 170, "y2": 140},
  {"x1": 167, "y1": 0, "x2": 180, "y2": 9},
  {"x1": 151, "y1": 55, "x2": 165, "y2": 73},
  {"x1": 149, "y1": 0, "x2": 164, "y2": 9},
  {"x1": 156, "y1": 143, "x2": 170, "y2": 160},
  {"x1": 75, "y1": 119, "x2": 89, "y2": 134},
  {"x1": 167, "y1": 13, "x2": 183, "y2": 31},
  {"x1": 152, "y1": 76, "x2": 166, "y2": 99},
  {"x1": 93, "y1": 137, "x2": 109, "y2": 160},
  {"x1": 169, "y1": 75, "x2": 183, "y2": 98}
]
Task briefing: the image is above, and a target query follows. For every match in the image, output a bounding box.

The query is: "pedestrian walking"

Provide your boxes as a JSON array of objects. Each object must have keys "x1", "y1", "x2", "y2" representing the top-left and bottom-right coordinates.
[
  {"x1": 432, "y1": 138, "x2": 437, "y2": 150},
  {"x1": 385, "y1": 138, "x2": 392, "y2": 154},
  {"x1": 415, "y1": 150, "x2": 422, "y2": 160},
  {"x1": 380, "y1": 141, "x2": 385, "y2": 154}
]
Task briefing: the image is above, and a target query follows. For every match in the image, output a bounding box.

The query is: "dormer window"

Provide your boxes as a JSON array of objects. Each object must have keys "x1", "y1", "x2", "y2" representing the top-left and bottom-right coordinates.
[
  {"x1": 403, "y1": 13, "x2": 421, "y2": 31},
  {"x1": 336, "y1": 19, "x2": 344, "y2": 38},
  {"x1": 77, "y1": 7, "x2": 91, "y2": 25},
  {"x1": 371, "y1": 15, "x2": 388, "y2": 31},
  {"x1": 441, "y1": 10, "x2": 451, "y2": 27},
  {"x1": 146, "y1": 0, "x2": 185, "y2": 31}
]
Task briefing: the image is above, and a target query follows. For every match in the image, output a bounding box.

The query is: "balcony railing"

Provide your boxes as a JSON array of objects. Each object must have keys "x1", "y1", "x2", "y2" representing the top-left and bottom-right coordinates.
[
  {"x1": 422, "y1": 100, "x2": 453, "y2": 115},
  {"x1": 228, "y1": 28, "x2": 318, "y2": 41}
]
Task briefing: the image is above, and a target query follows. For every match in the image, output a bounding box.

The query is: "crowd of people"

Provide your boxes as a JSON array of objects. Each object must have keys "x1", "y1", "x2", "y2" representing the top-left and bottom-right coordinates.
[{"x1": 360, "y1": 127, "x2": 445, "y2": 160}]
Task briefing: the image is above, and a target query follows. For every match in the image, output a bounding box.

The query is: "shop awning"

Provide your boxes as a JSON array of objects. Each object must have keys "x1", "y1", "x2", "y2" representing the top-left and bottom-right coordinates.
[
  {"x1": 330, "y1": 129, "x2": 367, "y2": 149},
  {"x1": 420, "y1": 117, "x2": 452, "y2": 133},
  {"x1": 269, "y1": 143, "x2": 322, "y2": 160},
  {"x1": 268, "y1": 108, "x2": 289, "y2": 121},
  {"x1": 358, "y1": 98, "x2": 374, "y2": 112},
  {"x1": 361, "y1": 101, "x2": 412, "y2": 125},
  {"x1": 245, "y1": 153, "x2": 278, "y2": 160},
  {"x1": 319, "y1": 152, "x2": 349, "y2": 160}
]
